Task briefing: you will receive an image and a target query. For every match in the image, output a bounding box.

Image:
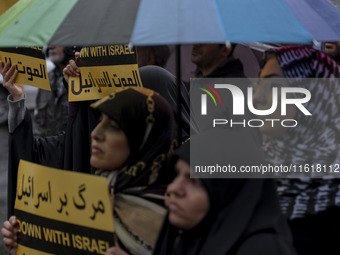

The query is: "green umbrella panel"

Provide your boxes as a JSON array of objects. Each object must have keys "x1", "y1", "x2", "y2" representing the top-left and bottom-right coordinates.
[
  {"x1": 0, "y1": 0, "x2": 141, "y2": 47},
  {"x1": 0, "y1": 0, "x2": 77, "y2": 47}
]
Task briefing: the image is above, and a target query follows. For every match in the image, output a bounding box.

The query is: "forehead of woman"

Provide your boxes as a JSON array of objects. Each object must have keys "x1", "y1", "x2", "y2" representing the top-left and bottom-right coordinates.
[{"x1": 259, "y1": 56, "x2": 284, "y2": 78}]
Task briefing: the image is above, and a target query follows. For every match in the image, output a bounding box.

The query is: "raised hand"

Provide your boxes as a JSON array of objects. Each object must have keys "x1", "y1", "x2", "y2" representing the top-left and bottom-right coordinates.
[
  {"x1": 0, "y1": 60, "x2": 24, "y2": 101},
  {"x1": 63, "y1": 52, "x2": 80, "y2": 83}
]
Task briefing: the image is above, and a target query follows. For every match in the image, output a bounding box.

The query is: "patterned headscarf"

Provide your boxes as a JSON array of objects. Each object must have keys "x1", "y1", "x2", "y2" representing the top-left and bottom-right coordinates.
[
  {"x1": 91, "y1": 87, "x2": 174, "y2": 254},
  {"x1": 263, "y1": 46, "x2": 340, "y2": 219},
  {"x1": 269, "y1": 45, "x2": 340, "y2": 79},
  {"x1": 264, "y1": 45, "x2": 340, "y2": 166}
]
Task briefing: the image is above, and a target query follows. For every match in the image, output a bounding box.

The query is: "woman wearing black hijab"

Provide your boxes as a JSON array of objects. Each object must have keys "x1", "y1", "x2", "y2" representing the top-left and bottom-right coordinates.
[
  {"x1": 2, "y1": 61, "x2": 193, "y2": 217},
  {"x1": 154, "y1": 129, "x2": 297, "y2": 255},
  {"x1": 3, "y1": 87, "x2": 175, "y2": 255}
]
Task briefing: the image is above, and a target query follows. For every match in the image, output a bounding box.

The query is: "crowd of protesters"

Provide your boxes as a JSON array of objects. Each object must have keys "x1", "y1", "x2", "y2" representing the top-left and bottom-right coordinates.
[{"x1": 1, "y1": 43, "x2": 340, "y2": 255}]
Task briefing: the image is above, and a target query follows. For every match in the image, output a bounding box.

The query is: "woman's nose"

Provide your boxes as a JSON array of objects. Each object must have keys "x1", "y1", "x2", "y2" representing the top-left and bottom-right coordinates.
[
  {"x1": 91, "y1": 124, "x2": 104, "y2": 141},
  {"x1": 167, "y1": 177, "x2": 185, "y2": 197}
]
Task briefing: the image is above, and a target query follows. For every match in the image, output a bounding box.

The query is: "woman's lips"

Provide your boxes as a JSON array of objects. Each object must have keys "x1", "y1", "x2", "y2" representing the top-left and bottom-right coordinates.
[
  {"x1": 91, "y1": 145, "x2": 103, "y2": 155},
  {"x1": 168, "y1": 201, "x2": 183, "y2": 214}
]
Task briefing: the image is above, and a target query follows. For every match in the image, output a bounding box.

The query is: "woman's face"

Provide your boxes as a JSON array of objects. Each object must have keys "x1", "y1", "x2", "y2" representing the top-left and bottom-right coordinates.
[
  {"x1": 253, "y1": 56, "x2": 297, "y2": 138},
  {"x1": 166, "y1": 159, "x2": 210, "y2": 230},
  {"x1": 90, "y1": 114, "x2": 130, "y2": 171}
]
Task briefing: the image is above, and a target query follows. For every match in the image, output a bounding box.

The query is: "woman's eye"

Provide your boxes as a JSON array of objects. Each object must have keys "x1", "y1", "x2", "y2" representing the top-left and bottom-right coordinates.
[
  {"x1": 190, "y1": 178, "x2": 202, "y2": 186},
  {"x1": 110, "y1": 123, "x2": 121, "y2": 130}
]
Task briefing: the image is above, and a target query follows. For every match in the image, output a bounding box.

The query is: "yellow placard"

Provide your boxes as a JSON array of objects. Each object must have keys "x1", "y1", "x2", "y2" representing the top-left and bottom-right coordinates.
[
  {"x1": 14, "y1": 160, "x2": 114, "y2": 255},
  {"x1": 17, "y1": 245, "x2": 53, "y2": 255},
  {"x1": 0, "y1": 47, "x2": 50, "y2": 91},
  {"x1": 69, "y1": 44, "x2": 142, "y2": 102}
]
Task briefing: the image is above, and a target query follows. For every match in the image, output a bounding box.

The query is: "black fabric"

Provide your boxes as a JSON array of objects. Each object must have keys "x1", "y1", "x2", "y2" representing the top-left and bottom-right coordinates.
[
  {"x1": 138, "y1": 65, "x2": 198, "y2": 140},
  {"x1": 154, "y1": 130, "x2": 297, "y2": 255},
  {"x1": 288, "y1": 206, "x2": 340, "y2": 255},
  {"x1": 63, "y1": 100, "x2": 97, "y2": 173}
]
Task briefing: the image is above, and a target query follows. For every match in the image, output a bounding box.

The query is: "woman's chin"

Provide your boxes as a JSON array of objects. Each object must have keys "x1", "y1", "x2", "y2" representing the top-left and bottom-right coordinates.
[
  {"x1": 168, "y1": 213, "x2": 194, "y2": 230},
  {"x1": 90, "y1": 157, "x2": 102, "y2": 169}
]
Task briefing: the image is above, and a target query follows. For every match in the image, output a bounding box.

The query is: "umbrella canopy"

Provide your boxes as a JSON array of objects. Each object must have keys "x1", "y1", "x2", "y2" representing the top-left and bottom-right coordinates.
[
  {"x1": 131, "y1": 0, "x2": 340, "y2": 45},
  {"x1": 215, "y1": 0, "x2": 340, "y2": 43},
  {"x1": 0, "y1": 0, "x2": 19, "y2": 16},
  {"x1": 0, "y1": 0, "x2": 78, "y2": 46},
  {"x1": 1, "y1": 0, "x2": 340, "y2": 47},
  {"x1": 131, "y1": 0, "x2": 226, "y2": 45},
  {"x1": 49, "y1": 0, "x2": 140, "y2": 46},
  {"x1": 0, "y1": 0, "x2": 141, "y2": 47}
]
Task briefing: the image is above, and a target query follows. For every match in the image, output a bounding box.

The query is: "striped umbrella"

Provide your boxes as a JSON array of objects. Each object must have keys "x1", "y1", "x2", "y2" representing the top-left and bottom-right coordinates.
[
  {"x1": 1, "y1": 0, "x2": 340, "y2": 47},
  {"x1": 0, "y1": 0, "x2": 140, "y2": 47}
]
